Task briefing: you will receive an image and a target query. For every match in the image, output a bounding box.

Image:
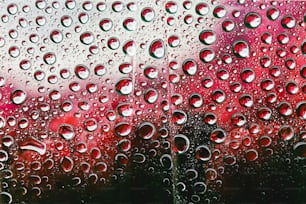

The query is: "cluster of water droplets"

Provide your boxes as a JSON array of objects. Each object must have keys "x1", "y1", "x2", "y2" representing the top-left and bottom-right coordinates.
[{"x1": 0, "y1": 0, "x2": 305, "y2": 203}]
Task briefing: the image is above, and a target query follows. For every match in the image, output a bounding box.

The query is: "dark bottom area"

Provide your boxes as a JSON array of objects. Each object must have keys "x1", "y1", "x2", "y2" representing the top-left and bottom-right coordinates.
[{"x1": 221, "y1": 157, "x2": 306, "y2": 204}]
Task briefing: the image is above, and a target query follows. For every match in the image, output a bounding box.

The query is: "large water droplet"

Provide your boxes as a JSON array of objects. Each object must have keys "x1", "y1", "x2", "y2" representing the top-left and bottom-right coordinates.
[
  {"x1": 210, "y1": 128, "x2": 226, "y2": 143},
  {"x1": 232, "y1": 40, "x2": 250, "y2": 58},
  {"x1": 293, "y1": 142, "x2": 306, "y2": 158},
  {"x1": 244, "y1": 12, "x2": 261, "y2": 28},
  {"x1": 136, "y1": 122, "x2": 156, "y2": 140},
  {"x1": 58, "y1": 124, "x2": 75, "y2": 140},
  {"x1": 115, "y1": 122, "x2": 132, "y2": 137},
  {"x1": 11, "y1": 89, "x2": 27, "y2": 105},
  {"x1": 296, "y1": 101, "x2": 306, "y2": 120},
  {"x1": 173, "y1": 134, "x2": 190, "y2": 154},
  {"x1": 149, "y1": 39, "x2": 165, "y2": 59},
  {"x1": 195, "y1": 145, "x2": 211, "y2": 161},
  {"x1": 20, "y1": 136, "x2": 46, "y2": 155},
  {"x1": 61, "y1": 156, "x2": 74, "y2": 172},
  {"x1": 114, "y1": 78, "x2": 133, "y2": 96}
]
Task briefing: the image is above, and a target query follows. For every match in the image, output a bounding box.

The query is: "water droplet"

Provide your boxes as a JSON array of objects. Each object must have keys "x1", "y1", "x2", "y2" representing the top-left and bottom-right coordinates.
[
  {"x1": 90, "y1": 147, "x2": 101, "y2": 159},
  {"x1": 61, "y1": 15, "x2": 73, "y2": 27},
  {"x1": 115, "y1": 122, "x2": 132, "y2": 137},
  {"x1": 189, "y1": 93, "x2": 203, "y2": 108},
  {"x1": 213, "y1": 6, "x2": 227, "y2": 18},
  {"x1": 115, "y1": 78, "x2": 133, "y2": 95},
  {"x1": 165, "y1": 1, "x2": 178, "y2": 14},
  {"x1": 296, "y1": 101, "x2": 306, "y2": 120},
  {"x1": 0, "y1": 192, "x2": 12, "y2": 204},
  {"x1": 224, "y1": 155, "x2": 236, "y2": 165},
  {"x1": 118, "y1": 139, "x2": 131, "y2": 152},
  {"x1": 136, "y1": 122, "x2": 156, "y2": 140},
  {"x1": 43, "y1": 52, "x2": 56, "y2": 65},
  {"x1": 11, "y1": 89, "x2": 27, "y2": 105},
  {"x1": 94, "y1": 64, "x2": 106, "y2": 76},
  {"x1": 301, "y1": 41, "x2": 306, "y2": 56},
  {"x1": 8, "y1": 46, "x2": 20, "y2": 58},
  {"x1": 7, "y1": 3, "x2": 18, "y2": 15},
  {"x1": 168, "y1": 35, "x2": 180, "y2": 47},
  {"x1": 195, "y1": 145, "x2": 211, "y2": 161},
  {"x1": 222, "y1": 19, "x2": 235, "y2": 32},
  {"x1": 281, "y1": 15, "x2": 296, "y2": 29},
  {"x1": 123, "y1": 17, "x2": 137, "y2": 31},
  {"x1": 95, "y1": 162, "x2": 107, "y2": 172},
  {"x1": 58, "y1": 124, "x2": 75, "y2": 140},
  {"x1": 266, "y1": 6, "x2": 280, "y2": 20},
  {"x1": 239, "y1": 94, "x2": 253, "y2": 108},
  {"x1": 203, "y1": 112, "x2": 217, "y2": 125},
  {"x1": 172, "y1": 110, "x2": 188, "y2": 125},
  {"x1": 112, "y1": 1, "x2": 124, "y2": 12},
  {"x1": 233, "y1": 40, "x2": 250, "y2": 58},
  {"x1": 80, "y1": 32, "x2": 94, "y2": 45},
  {"x1": 84, "y1": 118, "x2": 98, "y2": 132},
  {"x1": 260, "y1": 78, "x2": 274, "y2": 91},
  {"x1": 240, "y1": 68, "x2": 255, "y2": 83},
  {"x1": 76, "y1": 142, "x2": 87, "y2": 153},
  {"x1": 199, "y1": 30, "x2": 216, "y2": 45},
  {"x1": 257, "y1": 107, "x2": 272, "y2": 121},
  {"x1": 117, "y1": 103, "x2": 133, "y2": 117},
  {"x1": 195, "y1": 3, "x2": 209, "y2": 16},
  {"x1": 50, "y1": 30, "x2": 63, "y2": 43},
  {"x1": 278, "y1": 102, "x2": 293, "y2": 116},
  {"x1": 301, "y1": 65, "x2": 306, "y2": 78},
  {"x1": 199, "y1": 48, "x2": 215, "y2": 63},
  {"x1": 144, "y1": 88, "x2": 159, "y2": 104},
  {"x1": 107, "y1": 37, "x2": 120, "y2": 50},
  {"x1": 231, "y1": 113, "x2": 247, "y2": 127},
  {"x1": 0, "y1": 150, "x2": 8, "y2": 162},
  {"x1": 36, "y1": 16, "x2": 46, "y2": 26},
  {"x1": 20, "y1": 136, "x2": 46, "y2": 155},
  {"x1": 149, "y1": 39, "x2": 165, "y2": 59},
  {"x1": 202, "y1": 77, "x2": 214, "y2": 88},
  {"x1": 211, "y1": 89, "x2": 226, "y2": 104},
  {"x1": 78, "y1": 12, "x2": 89, "y2": 24},
  {"x1": 141, "y1": 7, "x2": 155, "y2": 22},
  {"x1": 293, "y1": 142, "x2": 306, "y2": 158},
  {"x1": 277, "y1": 32, "x2": 290, "y2": 44},
  {"x1": 261, "y1": 32, "x2": 272, "y2": 44},
  {"x1": 123, "y1": 40, "x2": 136, "y2": 56},
  {"x1": 160, "y1": 154, "x2": 173, "y2": 170},
  {"x1": 245, "y1": 149, "x2": 258, "y2": 161},
  {"x1": 144, "y1": 66, "x2": 158, "y2": 79},
  {"x1": 61, "y1": 156, "x2": 74, "y2": 172},
  {"x1": 286, "y1": 81, "x2": 298, "y2": 94},
  {"x1": 75, "y1": 64, "x2": 90, "y2": 79},
  {"x1": 244, "y1": 12, "x2": 261, "y2": 28},
  {"x1": 96, "y1": 2, "x2": 106, "y2": 12},
  {"x1": 99, "y1": 18, "x2": 113, "y2": 31},
  {"x1": 182, "y1": 59, "x2": 197, "y2": 75},
  {"x1": 259, "y1": 136, "x2": 272, "y2": 148},
  {"x1": 278, "y1": 125, "x2": 294, "y2": 141},
  {"x1": 210, "y1": 128, "x2": 226, "y2": 143},
  {"x1": 173, "y1": 134, "x2": 190, "y2": 154},
  {"x1": 2, "y1": 135, "x2": 14, "y2": 147}
]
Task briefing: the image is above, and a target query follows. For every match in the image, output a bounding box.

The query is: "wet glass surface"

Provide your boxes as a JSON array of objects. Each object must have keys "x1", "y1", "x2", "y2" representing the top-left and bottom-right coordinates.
[{"x1": 0, "y1": 0, "x2": 305, "y2": 203}]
